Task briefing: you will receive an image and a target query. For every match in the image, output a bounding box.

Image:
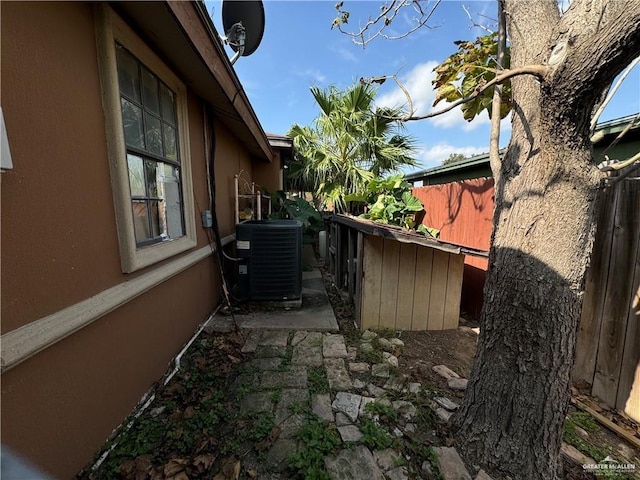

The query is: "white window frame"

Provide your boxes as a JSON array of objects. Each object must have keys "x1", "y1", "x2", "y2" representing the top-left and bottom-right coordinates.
[{"x1": 95, "y1": 5, "x2": 197, "y2": 273}]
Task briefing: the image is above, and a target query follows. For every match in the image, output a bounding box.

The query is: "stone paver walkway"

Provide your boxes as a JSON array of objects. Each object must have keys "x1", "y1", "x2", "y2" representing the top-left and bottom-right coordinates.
[{"x1": 230, "y1": 328, "x2": 481, "y2": 480}]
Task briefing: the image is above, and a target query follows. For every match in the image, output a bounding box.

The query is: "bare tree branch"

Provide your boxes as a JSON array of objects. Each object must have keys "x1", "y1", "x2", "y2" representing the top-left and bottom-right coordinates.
[
  {"x1": 610, "y1": 151, "x2": 640, "y2": 171},
  {"x1": 592, "y1": 112, "x2": 640, "y2": 151},
  {"x1": 336, "y1": 0, "x2": 441, "y2": 47},
  {"x1": 461, "y1": 4, "x2": 494, "y2": 34},
  {"x1": 376, "y1": 65, "x2": 549, "y2": 122},
  {"x1": 605, "y1": 151, "x2": 640, "y2": 187},
  {"x1": 489, "y1": 0, "x2": 507, "y2": 174},
  {"x1": 590, "y1": 56, "x2": 640, "y2": 135}
]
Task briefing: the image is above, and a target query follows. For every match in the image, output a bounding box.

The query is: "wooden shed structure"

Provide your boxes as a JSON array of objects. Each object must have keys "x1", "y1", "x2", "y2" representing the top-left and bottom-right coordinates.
[{"x1": 328, "y1": 215, "x2": 488, "y2": 331}]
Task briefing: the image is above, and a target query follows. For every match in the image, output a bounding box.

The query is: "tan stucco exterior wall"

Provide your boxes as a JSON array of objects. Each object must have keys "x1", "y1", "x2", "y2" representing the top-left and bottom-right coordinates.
[
  {"x1": 253, "y1": 152, "x2": 283, "y2": 195},
  {"x1": 1, "y1": 2, "x2": 123, "y2": 331},
  {"x1": 1, "y1": 2, "x2": 275, "y2": 477},
  {"x1": 214, "y1": 120, "x2": 253, "y2": 237},
  {"x1": 1, "y1": 261, "x2": 218, "y2": 479}
]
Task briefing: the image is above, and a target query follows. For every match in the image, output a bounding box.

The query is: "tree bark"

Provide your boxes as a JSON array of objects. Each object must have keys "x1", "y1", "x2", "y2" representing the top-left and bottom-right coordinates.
[{"x1": 453, "y1": 2, "x2": 640, "y2": 479}]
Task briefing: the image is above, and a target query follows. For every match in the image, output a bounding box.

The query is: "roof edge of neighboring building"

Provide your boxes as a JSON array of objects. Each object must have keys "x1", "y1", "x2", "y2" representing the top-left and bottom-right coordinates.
[{"x1": 406, "y1": 114, "x2": 640, "y2": 181}]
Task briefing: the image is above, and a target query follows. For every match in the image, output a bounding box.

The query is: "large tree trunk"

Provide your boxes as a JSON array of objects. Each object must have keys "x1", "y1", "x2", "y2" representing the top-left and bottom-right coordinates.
[
  {"x1": 453, "y1": 1, "x2": 640, "y2": 479},
  {"x1": 453, "y1": 110, "x2": 600, "y2": 480}
]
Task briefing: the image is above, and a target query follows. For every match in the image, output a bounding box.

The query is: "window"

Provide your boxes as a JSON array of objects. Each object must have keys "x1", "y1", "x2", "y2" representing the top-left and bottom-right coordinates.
[
  {"x1": 116, "y1": 45, "x2": 185, "y2": 246},
  {"x1": 96, "y1": 6, "x2": 196, "y2": 272}
]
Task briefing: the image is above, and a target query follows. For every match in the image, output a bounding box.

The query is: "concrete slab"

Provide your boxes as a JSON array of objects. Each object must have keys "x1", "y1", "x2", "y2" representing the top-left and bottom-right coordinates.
[
  {"x1": 207, "y1": 268, "x2": 338, "y2": 332},
  {"x1": 303, "y1": 244, "x2": 319, "y2": 267}
]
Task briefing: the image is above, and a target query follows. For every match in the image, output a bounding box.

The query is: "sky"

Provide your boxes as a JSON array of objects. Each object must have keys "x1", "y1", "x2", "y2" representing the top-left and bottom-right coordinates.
[{"x1": 206, "y1": 0, "x2": 640, "y2": 172}]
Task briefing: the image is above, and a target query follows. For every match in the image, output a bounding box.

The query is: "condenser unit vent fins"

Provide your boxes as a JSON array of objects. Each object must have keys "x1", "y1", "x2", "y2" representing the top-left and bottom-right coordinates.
[{"x1": 236, "y1": 220, "x2": 303, "y2": 301}]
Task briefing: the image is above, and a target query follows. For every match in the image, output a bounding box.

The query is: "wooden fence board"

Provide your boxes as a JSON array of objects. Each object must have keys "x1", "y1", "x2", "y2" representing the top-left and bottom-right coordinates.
[
  {"x1": 615, "y1": 180, "x2": 640, "y2": 420},
  {"x1": 428, "y1": 250, "x2": 450, "y2": 330},
  {"x1": 361, "y1": 236, "x2": 383, "y2": 329},
  {"x1": 573, "y1": 187, "x2": 618, "y2": 383},
  {"x1": 379, "y1": 240, "x2": 401, "y2": 329},
  {"x1": 355, "y1": 232, "x2": 364, "y2": 329},
  {"x1": 347, "y1": 229, "x2": 354, "y2": 301},
  {"x1": 396, "y1": 243, "x2": 417, "y2": 330},
  {"x1": 412, "y1": 247, "x2": 433, "y2": 330},
  {"x1": 443, "y1": 253, "x2": 464, "y2": 329},
  {"x1": 593, "y1": 181, "x2": 639, "y2": 406},
  {"x1": 617, "y1": 251, "x2": 640, "y2": 421}
]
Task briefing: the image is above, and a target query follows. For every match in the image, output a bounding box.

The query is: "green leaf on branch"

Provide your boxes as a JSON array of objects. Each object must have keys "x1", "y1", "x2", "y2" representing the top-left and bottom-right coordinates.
[
  {"x1": 417, "y1": 224, "x2": 440, "y2": 238},
  {"x1": 433, "y1": 31, "x2": 512, "y2": 122},
  {"x1": 401, "y1": 191, "x2": 423, "y2": 211}
]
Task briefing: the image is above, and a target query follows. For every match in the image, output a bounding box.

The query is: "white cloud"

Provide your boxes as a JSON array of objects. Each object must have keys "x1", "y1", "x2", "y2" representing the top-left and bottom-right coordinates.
[
  {"x1": 292, "y1": 67, "x2": 327, "y2": 84},
  {"x1": 332, "y1": 46, "x2": 358, "y2": 63},
  {"x1": 414, "y1": 143, "x2": 489, "y2": 169},
  {"x1": 376, "y1": 61, "x2": 512, "y2": 133}
]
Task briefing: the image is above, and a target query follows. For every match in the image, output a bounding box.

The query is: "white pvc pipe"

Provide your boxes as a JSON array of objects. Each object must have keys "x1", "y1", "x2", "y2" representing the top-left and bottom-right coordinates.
[{"x1": 90, "y1": 303, "x2": 223, "y2": 472}]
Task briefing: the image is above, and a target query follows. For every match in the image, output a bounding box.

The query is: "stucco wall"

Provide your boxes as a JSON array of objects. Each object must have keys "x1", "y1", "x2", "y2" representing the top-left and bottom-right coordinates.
[
  {"x1": 1, "y1": 261, "x2": 218, "y2": 479},
  {"x1": 1, "y1": 2, "x2": 123, "y2": 331},
  {"x1": 214, "y1": 120, "x2": 253, "y2": 237},
  {"x1": 253, "y1": 152, "x2": 282, "y2": 194},
  {"x1": 0, "y1": 2, "x2": 269, "y2": 477}
]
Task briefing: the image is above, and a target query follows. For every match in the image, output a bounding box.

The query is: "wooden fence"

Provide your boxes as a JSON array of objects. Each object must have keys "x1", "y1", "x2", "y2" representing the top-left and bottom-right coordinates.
[
  {"x1": 573, "y1": 176, "x2": 640, "y2": 422},
  {"x1": 413, "y1": 178, "x2": 494, "y2": 319},
  {"x1": 412, "y1": 173, "x2": 640, "y2": 419}
]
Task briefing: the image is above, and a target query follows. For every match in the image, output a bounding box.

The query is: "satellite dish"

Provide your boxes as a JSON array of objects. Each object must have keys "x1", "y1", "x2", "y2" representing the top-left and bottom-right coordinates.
[{"x1": 221, "y1": 0, "x2": 265, "y2": 64}]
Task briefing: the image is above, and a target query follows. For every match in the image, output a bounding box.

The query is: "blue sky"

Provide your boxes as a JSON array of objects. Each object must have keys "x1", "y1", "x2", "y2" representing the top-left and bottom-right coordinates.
[{"x1": 207, "y1": 1, "x2": 640, "y2": 171}]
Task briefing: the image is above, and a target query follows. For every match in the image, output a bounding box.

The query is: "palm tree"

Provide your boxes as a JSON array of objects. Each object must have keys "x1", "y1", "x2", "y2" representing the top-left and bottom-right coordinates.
[{"x1": 287, "y1": 83, "x2": 417, "y2": 212}]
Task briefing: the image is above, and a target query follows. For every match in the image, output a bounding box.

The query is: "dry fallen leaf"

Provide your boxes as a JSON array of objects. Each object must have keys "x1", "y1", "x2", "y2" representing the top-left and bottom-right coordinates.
[
  {"x1": 193, "y1": 436, "x2": 213, "y2": 454},
  {"x1": 166, "y1": 472, "x2": 189, "y2": 480},
  {"x1": 163, "y1": 457, "x2": 189, "y2": 477},
  {"x1": 218, "y1": 457, "x2": 241, "y2": 480},
  {"x1": 133, "y1": 455, "x2": 153, "y2": 480},
  {"x1": 183, "y1": 406, "x2": 196, "y2": 419},
  {"x1": 193, "y1": 453, "x2": 216, "y2": 473},
  {"x1": 119, "y1": 459, "x2": 136, "y2": 479}
]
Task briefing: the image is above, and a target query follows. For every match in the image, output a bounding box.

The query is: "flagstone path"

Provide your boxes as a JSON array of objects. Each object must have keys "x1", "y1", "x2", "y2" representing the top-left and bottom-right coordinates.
[{"x1": 230, "y1": 328, "x2": 480, "y2": 480}]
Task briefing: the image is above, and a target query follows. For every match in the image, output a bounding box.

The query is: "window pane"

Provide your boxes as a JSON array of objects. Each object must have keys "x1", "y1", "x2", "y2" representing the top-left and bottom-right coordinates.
[
  {"x1": 145, "y1": 160, "x2": 158, "y2": 197},
  {"x1": 163, "y1": 124, "x2": 178, "y2": 161},
  {"x1": 132, "y1": 200, "x2": 150, "y2": 242},
  {"x1": 160, "y1": 83, "x2": 176, "y2": 124},
  {"x1": 145, "y1": 114, "x2": 163, "y2": 156},
  {"x1": 159, "y1": 163, "x2": 184, "y2": 239},
  {"x1": 149, "y1": 200, "x2": 161, "y2": 238},
  {"x1": 127, "y1": 154, "x2": 145, "y2": 197},
  {"x1": 116, "y1": 45, "x2": 141, "y2": 102},
  {"x1": 141, "y1": 67, "x2": 160, "y2": 115},
  {"x1": 121, "y1": 99, "x2": 145, "y2": 148}
]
